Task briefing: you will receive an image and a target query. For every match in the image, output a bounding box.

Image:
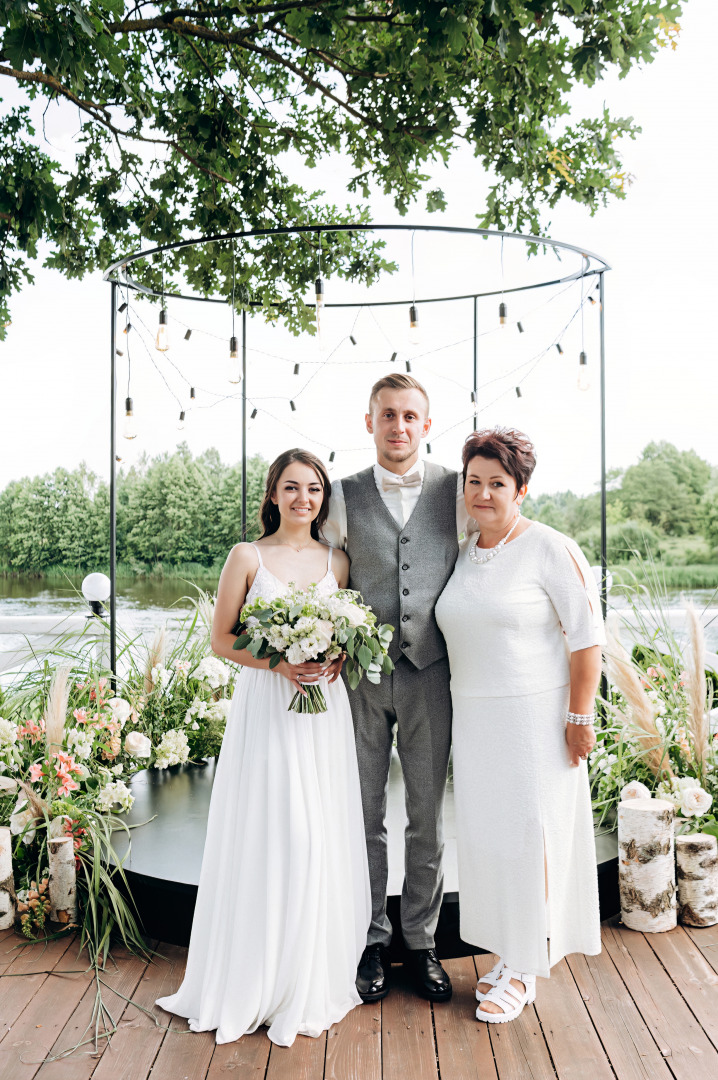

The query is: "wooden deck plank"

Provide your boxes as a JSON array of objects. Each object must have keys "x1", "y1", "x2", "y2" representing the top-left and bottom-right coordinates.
[
  {"x1": 0, "y1": 930, "x2": 24, "y2": 976},
  {"x1": 474, "y1": 952, "x2": 556, "y2": 1080},
  {"x1": 682, "y1": 923, "x2": 718, "y2": 976},
  {"x1": 0, "y1": 935, "x2": 75, "y2": 1047},
  {"x1": 89, "y1": 942, "x2": 187, "y2": 1080},
  {"x1": 149, "y1": 1012, "x2": 215, "y2": 1080},
  {"x1": 645, "y1": 925, "x2": 718, "y2": 1053},
  {"x1": 35, "y1": 944, "x2": 152, "y2": 1080},
  {"x1": 602, "y1": 921, "x2": 718, "y2": 1079},
  {"x1": 432, "y1": 956, "x2": 498, "y2": 1080},
  {"x1": 0, "y1": 941, "x2": 95, "y2": 1080},
  {"x1": 206, "y1": 1032, "x2": 271, "y2": 1080},
  {"x1": 264, "y1": 1031, "x2": 327, "y2": 1080},
  {"x1": 533, "y1": 958, "x2": 614, "y2": 1080},
  {"x1": 567, "y1": 942, "x2": 674, "y2": 1080},
  {"x1": 325, "y1": 1002, "x2": 381, "y2": 1080},
  {"x1": 381, "y1": 965, "x2": 438, "y2": 1080}
]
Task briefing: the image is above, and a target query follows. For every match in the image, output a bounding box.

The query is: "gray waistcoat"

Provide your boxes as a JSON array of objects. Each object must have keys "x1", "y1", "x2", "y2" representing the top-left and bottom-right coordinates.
[{"x1": 343, "y1": 462, "x2": 459, "y2": 671}]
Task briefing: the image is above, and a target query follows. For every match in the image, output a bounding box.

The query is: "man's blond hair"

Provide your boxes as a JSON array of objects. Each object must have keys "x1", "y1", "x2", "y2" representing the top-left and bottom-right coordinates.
[{"x1": 368, "y1": 374, "x2": 430, "y2": 415}]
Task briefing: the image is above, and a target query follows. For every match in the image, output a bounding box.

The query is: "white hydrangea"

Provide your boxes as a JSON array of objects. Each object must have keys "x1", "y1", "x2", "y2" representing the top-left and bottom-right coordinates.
[
  {"x1": 151, "y1": 665, "x2": 173, "y2": 691},
  {"x1": 194, "y1": 657, "x2": 230, "y2": 689},
  {"x1": 207, "y1": 699, "x2": 231, "y2": 724},
  {"x1": 96, "y1": 780, "x2": 135, "y2": 814},
  {"x1": 66, "y1": 726, "x2": 95, "y2": 761},
  {"x1": 184, "y1": 697, "x2": 209, "y2": 725},
  {"x1": 154, "y1": 729, "x2": 190, "y2": 770},
  {"x1": 111, "y1": 763, "x2": 124, "y2": 776},
  {"x1": 0, "y1": 717, "x2": 18, "y2": 749}
]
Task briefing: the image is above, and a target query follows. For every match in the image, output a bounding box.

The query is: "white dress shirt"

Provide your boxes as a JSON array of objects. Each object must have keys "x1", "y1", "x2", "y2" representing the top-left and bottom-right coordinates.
[{"x1": 322, "y1": 459, "x2": 472, "y2": 550}]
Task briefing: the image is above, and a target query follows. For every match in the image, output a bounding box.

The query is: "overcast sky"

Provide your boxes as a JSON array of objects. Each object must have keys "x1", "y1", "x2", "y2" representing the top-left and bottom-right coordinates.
[{"x1": 2, "y1": 0, "x2": 716, "y2": 498}]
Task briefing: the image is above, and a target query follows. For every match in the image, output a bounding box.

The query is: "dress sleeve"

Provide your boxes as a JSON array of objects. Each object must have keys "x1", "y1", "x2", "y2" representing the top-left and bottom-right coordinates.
[
  {"x1": 320, "y1": 480, "x2": 348, "y2": 550},
  {"x1": 541, "y1": 531, "x2": 606, "y2": 651}
]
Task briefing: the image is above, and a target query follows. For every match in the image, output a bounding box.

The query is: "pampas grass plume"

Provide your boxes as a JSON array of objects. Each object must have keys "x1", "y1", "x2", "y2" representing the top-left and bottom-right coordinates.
[
  {"x1": 144, "y1": 626, "x2": 167, "y2": 695},
  {"x1": 44, "y1": 663, "x2": 72, "y2": 758},
  {"x1": 685, "y1": 601, "x2": 709, "y2": 773}
]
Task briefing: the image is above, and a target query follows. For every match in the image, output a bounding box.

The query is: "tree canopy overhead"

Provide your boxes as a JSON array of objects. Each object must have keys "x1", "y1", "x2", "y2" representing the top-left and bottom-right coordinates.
[{"x1": 0, "y1": 0, "x2": 682, "y2": 335}]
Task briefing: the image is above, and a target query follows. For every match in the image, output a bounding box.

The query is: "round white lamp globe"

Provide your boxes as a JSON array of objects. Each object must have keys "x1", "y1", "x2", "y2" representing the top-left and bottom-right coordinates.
[{"x1": 81, "y1": 573, "x2": 112, "y2": 604}]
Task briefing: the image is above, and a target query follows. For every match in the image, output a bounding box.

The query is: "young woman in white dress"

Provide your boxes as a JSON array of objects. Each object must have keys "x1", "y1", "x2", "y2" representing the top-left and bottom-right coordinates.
[
  {"x1": 156, "y1": 448, "x2": 371, "y2": 1047},
  {"x1": 435, "y1": 428, "x2": 605, "y2": 1024}
]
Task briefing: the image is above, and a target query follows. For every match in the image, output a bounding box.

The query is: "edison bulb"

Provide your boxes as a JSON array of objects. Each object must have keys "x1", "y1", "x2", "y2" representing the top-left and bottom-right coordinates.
[
  {"x1": 123, "y1": 397, "x2": 138, "y2": 440},
  {"x1": 177, "y1": 410, "x2": 186, "y2": 430},
  {"x1": 409, "y1": 304, "x2": 420, "y2": 345},
  {"x1": 155, "y1": 308, "x2": 169, "y2": 351},
  {"x1": 499, "y1": 301, "x2": 508, "y2": 328},
  {"x1": 228, "y1": 336, "x2": 242, "y2": 384},
  {"x1": 577, "y1": 352, "x2": 590, "y2": 392}
]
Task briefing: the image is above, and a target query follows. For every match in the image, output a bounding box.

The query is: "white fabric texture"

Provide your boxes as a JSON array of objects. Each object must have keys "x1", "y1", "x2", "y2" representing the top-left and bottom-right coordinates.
[
  {"x1": 322, "y1": 461, "x2": 471, "y2": 546},
  {"x1": 156, "y1": 550, "x2": 371, "y2": 1046},
  {"x1": 435, "y1": 522, "x2": 604, "y2": 978}
]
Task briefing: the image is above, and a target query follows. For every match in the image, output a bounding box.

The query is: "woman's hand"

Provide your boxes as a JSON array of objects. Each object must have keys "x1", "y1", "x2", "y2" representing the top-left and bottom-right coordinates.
[
  {"x1": 276, "y1": 659, "x2": 328, "y2": 696},
  {"x1": 324, "y1": 653, "x2": 347, "y2": 684},
  {"x1": 566, "y1": 722, "x2": 596, "y2": 767}
]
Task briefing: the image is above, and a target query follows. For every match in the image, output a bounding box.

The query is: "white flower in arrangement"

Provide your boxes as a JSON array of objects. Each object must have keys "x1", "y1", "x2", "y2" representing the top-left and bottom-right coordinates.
[
  {"x1": 96, "y1": 780, "x2": 135, "y2": 814},
  {"x1": 66, "y1": 726, "x2": 95, "y2": 761},
  {"x1": 184, "y1": 697, "x2": 209, "y2": 725},
  {"x1": 111, "y1": 763, "x2": 124, "y2": 776},
  {"x1": 620, "y1": 780, "x2": 652, "y2": 801},
  {"x1": 174, "y1": 660, "x2": 191, "y2": 681},
  {"x1": 0, "y1": 717, "x2": 18, "y2": 749},
  {"x1": 124, "y1": 731, "x2": 152, "y2": 759},
  {"x1": 151, "y1": 665, "x2": 173, "y2": 691},
  {"x1": 676, "y1": 776, "x2": 701, "y2": 791},
  {"x1": 10, "y1": 797, "x2": 36, "y2": 844},
  {"x1": 679, "y1": 786, "x2": 713, "y2": 818},
  {"x1": 194, "y1": 656, "x2": 230, "y2": 689},
  {"x1": 107, "y1": 697, "x2": 132, "y2": 727},
  {"x1": 154, "y1": 729, "x2": 190, "y2": 770},
  {"x1": 207, "y1": 699, "x2": 232, "y2": 723},
  {"x1": 294, "y1": 616, "x2": 317, "y2": 634},
  {"x1": 656, "y1": 775, "x2": 702, "y2": 808}
]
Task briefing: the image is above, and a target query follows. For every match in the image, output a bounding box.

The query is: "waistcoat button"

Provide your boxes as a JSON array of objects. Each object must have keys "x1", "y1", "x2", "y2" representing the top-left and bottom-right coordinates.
[
  {"x1": 401, "y1": 642, "x2": 410, "y2": 649},
  {"x1": 402, "y1": 588, "x2": 409, "y2": 596},
  {"x1": 401, "y1": 537, "x2": 409, "y2": 544},
  {"x1": 402, "y1": 564, "x2": 409, "y2": 570},
  {"x1": 402, "y1": 615, "x2": 409, "y2": 622}
]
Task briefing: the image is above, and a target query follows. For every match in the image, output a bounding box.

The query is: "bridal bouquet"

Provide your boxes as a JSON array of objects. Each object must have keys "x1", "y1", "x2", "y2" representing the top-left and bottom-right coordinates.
[{"x1": 233, "y1": 585, "x2": 394, "y2": 713}]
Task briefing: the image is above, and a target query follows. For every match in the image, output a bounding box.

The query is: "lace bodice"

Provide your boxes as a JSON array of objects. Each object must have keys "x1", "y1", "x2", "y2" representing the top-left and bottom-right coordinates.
[{"x1": 244, "y1": 544, "x2": 339, "y2": 606}]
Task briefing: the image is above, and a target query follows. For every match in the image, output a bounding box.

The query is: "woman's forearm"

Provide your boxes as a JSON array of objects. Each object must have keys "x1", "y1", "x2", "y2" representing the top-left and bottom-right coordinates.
[
  {"x1": 568, "y1": 645, "x2": 602, "y2": 714},
  {"x1": 211, "y1": 633, "x2": 272, "y2": 670}
]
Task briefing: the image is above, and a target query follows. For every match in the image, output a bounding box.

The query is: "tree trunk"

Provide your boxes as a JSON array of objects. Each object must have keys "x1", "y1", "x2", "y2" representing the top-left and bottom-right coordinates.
[
  {"x1": 618, "y1": 798, "x2": 677, "y2": 932},
  {"x1": 48, "y1": 836, "x2": 77, "y2": 925},
  {"x1": 676, "y1": 833, "x2": 718, "y2": 927},
  {"x1": 0, "y1": 826, "x2": 15, "y2": 930}
]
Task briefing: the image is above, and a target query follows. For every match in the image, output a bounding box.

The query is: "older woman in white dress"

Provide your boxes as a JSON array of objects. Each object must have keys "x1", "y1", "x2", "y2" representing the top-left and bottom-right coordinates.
[{"x1": 435, "y1": 428, "x2": 605, "y2": 1024}]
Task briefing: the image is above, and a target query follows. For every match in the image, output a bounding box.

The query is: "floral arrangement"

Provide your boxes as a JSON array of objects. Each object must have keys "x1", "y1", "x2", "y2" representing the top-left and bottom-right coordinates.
[
  {"x1": 234, "y1": 585, "x2": 394, "y2": 713},
  {"x1": 591, "y1": 583, "x2": 717, "y2": 839}
]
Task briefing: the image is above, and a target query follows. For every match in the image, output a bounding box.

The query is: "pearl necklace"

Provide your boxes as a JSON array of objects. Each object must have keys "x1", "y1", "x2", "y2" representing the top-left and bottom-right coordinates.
[{"x1": 469, "y1": 513, "x2": 522, "y2": 565}]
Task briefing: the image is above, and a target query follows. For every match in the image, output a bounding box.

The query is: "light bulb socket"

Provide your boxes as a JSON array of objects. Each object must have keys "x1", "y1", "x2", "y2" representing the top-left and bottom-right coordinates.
[
  {"x1": 293, "y1": 363, "x2": 300, "y2": 375},
  {"x1": 118, "y1": 301, "x2": 127, "y2": 314},
  {"x1": 124, "y1": 322, "x2": 132, "y2": 334},
  {"x1": 390, "y1": 351, "x2": 397, "y2": 363},
  {"x1": 115, "y1": 348, "x2": 124, "y2": 357},
  {"x1": 159, "y1": 308, "x2": 168, "y2": 325},
  {"x1": 315, "y1": 277, "x2": 324, "y2": 303},
  {"x1": 579, "y1": 351, "x2": 588, "y2": 366},
  {"x1": 409, "y1": 303, "x2": 418, "y2": 327},
  {"x1": 471, "y1": 390, "x2": 477, "y2": 403},
  {"x1": 229, "y1": 335, "x2": 238, "y2": 357},
  {"x1": 250, "y1": 408, "x2": 258, "y2": 419},
  {"x1": 178, "y1": 410, "x2": 185, "y2": 425},
  {"x1": 426, "y1": 443, "x2": 432, "y2": 454},
  {"x1": 517, "y1": 321, "x2": 524, "y2": 333},
  {"x1": 290, "y1": 400, "x2": 296, "y2": 412},
  {"x1": 515, "y1": 386, "x2": 522, "y2": 398},
  {"x1": 184, "y1": 328, "x2": 192, "y2": 341},
  {"x1": 406, "y1": 360, "x2": 412, "y2": 373},
  {"x1": 125, "y1": 397, "x2": 133, "y2": 414},
  {"x1": 329, "y1": 451, "x2": 336, "y2": 463},
  {"x1": 190, "y1": 387, "x2": 196, "y2": 400},
  {"x1": 555, "y1": 343, "x2": 564, "y2": 355},
  {"x1": 349, "y1": 334, "x2": 357, "y2": 345},
  {"x1": 499, "y1": 302, "x2": 507, "y2": 325}
]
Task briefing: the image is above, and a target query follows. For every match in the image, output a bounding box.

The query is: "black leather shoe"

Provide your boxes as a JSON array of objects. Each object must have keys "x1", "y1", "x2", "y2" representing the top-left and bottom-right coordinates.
[
  {"x1": 407, "y1": 948, "x2": 452, "y2": 1002},
  {"x1": 356, "y1": 944, "x2": 390, "y2": 1002}
]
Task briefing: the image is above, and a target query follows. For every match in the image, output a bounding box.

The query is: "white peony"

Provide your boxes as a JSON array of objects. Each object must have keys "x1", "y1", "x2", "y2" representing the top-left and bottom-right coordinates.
[
  {"x1": 677, "y1": 776, "x2": 701, "y2": 791},
  {"x1": 107, "y1": 697, "x2": 132, "y2": 727},
  {"x1": 96, "y1": 780, "x2": 135, "y2": 814},
  {"x1": 620, "y1": 780, "x2": 652, "y2": 801},
  {"x1": 314, "y1": 619, "x2": 334, "y2": 652},
  {"x1": 194, "y1": 657, "x2": 230, "y2": 690},
  {"x1": 680, "y1": 786, "x2": 713, "y2": 817},
  {"x1": 0, "y1": 717, "x2": 18, "y2": 749},
  {"x1": 124, "y1": 731, "x2": 152, "y2": 759},
  {"x1": 154, "y1": 729, "x2": 190, "y2": 770},
  {"x1": 10, "y1": 798, "x2": 36, "y2": 844}
]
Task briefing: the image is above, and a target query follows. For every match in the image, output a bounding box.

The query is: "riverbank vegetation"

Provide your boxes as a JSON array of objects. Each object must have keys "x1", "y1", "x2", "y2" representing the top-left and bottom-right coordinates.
[{"x1": 1, "y1": 441, "x2": 717, "y2": 590}]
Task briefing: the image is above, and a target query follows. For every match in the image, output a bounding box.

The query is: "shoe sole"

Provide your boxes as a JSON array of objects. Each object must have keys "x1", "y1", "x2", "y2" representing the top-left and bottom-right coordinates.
[
  {"x1": 476, "y1": 989, "x2": 536, "y2": 1023},
  {"x1": 358, "y1": 986, "x2": 390, "y2": 1003},
  {"x1": 415, "y1": 986, "x2": 453, "y2": 1003}
]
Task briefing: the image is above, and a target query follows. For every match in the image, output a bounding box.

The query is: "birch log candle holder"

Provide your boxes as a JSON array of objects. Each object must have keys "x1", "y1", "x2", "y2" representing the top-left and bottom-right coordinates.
[
  {"x1": 618, "y1": 798, "x2": 677, "y2": 932},
  {"x1": 48, "y1": 836, "x2": 77, "y2": 925},
  {"x1": 0, "y1": 826, "x2": 15, "y2": 930},
  {"x1": 676, "y1": 833, "x2": 718, "y2": 927}
]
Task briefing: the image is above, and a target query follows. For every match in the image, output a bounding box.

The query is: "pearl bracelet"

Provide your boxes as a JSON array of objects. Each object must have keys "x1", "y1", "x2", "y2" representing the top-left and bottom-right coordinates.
[{"x1": 566, "y1": 711, "x2": 595, "y2": 726}]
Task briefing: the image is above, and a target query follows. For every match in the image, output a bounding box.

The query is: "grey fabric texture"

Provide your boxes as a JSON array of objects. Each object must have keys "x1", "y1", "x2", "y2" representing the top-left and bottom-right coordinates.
[{"x1": 342, "y1": 462, "x2": 458, "y2": 949}]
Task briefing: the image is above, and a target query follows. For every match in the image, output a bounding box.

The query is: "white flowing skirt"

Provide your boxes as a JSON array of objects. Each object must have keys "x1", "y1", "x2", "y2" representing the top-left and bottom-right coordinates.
[
  {"x1": 452, "y1": 684, "x2": 600, "y2": 978},
  {"x1": 156, "y1": 668, "x2": 371, "y2": 1046}
]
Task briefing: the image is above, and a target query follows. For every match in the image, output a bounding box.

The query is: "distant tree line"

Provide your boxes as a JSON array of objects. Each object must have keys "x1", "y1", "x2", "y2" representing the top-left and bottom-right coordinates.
[{"x1": 1, "y1": 441, "x2": 717, "y2": 576}]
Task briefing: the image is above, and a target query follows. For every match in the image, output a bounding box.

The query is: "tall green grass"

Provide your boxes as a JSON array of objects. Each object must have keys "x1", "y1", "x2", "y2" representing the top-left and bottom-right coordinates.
[
  {"x1": 611, "y1": 563, "x2": 718, "y2": 590},
  {"x1": 0, "y1": 560, "x2": 224, "y2": 584}
]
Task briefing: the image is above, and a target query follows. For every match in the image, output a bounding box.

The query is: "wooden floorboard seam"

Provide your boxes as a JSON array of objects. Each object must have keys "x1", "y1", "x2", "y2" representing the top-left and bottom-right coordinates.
[
  {"x1": 560, "y1": 951, "x2": 620, "y2": 1080},
  {"x1": 642, "y1": 929, "x2": 718, "y2": 1058}
]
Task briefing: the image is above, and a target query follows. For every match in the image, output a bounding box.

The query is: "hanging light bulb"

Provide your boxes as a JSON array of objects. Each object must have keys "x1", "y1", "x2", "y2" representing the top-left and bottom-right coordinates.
[
  {"x1": 390, "y1": 352, "x2": 397, "y2": 363},
  {"x1": 555, "y1": 343, "x2": 564, "y2": 356},
  {"x1": 184, "y1": 328, "x2": 192, "y2": 341},
  {"x1": 177, "y1": 410, "x2": 186, "y2": 430},
  {"x1": 517, "y1": 321, "x2": 524, "y2": 334},
  {"x1": 293, "y1": 363, "x2": 300, "y2": 375},
  {"x1": 228, "y1": 336, "x2": 242, "y2": 384},
  {"x1": 499, "y1": 301, "x2": 508, "y2": 328},
  {"x1": 290, "y1": 400, "x2": 297, "y2": 412},
  {"x1": 408, "y1": 304, "x2": 420, "y2": 345},
  {"x1": 189, "y1": 387, "x2": 196, "y2": 405},
  {"x1": 155, "y1": 308, "x2": 169, "y2": 351},
  {"x1": 515, "y1": 386, "x2": 522, "y2": 399},
  {"x1": 123, "y1": 322, "x2": 132, "y2": 335},
  {"x1": 349, "y1": 334, "x2": 357, "y2": 346},
  {"x1": 315, "y1": 276, "x2": 325, "y2": 310},
  {"x1": 118, "y1": 301, "x2": 127, "y2": 314},
  {"x1": 426, "y1": 443, "x2": 432, "y2": 454},
  {"x1": 577, "y1": 351, "x2": 590, "y2": 391},
  {"x1": 329, "y1": 451, "x2": 336, "y2": 463},
  {"x1": 406, "y1": 360, "x2": 412, "y2": 373},
  {"x1": 123, "y1": 397, "x2": 137, "y2": 440},
  {"x1": 250, "y1": 408, "x2": 258, "y2": 420}
]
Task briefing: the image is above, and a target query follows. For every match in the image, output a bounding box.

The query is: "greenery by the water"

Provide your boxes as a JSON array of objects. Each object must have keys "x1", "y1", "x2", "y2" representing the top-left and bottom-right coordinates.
[{"x1": 1, "y1": 440, "x2": 717, "y2": 590}]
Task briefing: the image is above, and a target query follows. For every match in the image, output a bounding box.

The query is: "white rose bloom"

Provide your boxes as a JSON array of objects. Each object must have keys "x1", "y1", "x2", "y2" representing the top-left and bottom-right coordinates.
[
  {"x1": 0, "y1": 717, "x2": 18, "y2": 749},
  {"x1": 620, "y1": 780, "x2": 652, "y2": 801},
  {"x1": 314, "y1": 619, "x2": 334, "y2": 652},
  {"x1": 680, "y1": 786, "x2": 713, "y2": 817},
  {"x1": 677, "y1": 776, "x2": 701, "y2": 791},
  {"x1": 10, "y1": 798, "x2": 36, "y2": 844},
  {"x1": 124, "y1": 731, "x2": 152, "y2": 759},
  {"x1": 107, "y1": 698, "x2": 132, "y2": 726},
  {"x1": 340, "y1": 602, "x2": 368, "y2": 628}
]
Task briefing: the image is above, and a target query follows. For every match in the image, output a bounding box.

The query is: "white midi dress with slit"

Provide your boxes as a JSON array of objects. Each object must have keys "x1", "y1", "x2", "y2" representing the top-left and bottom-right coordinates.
[
  {"x1": 435, "y1": 522, "x2": 605, "y2": 978},
  {"x1": 156, "y1": 545, "x2": 371, "y2": 1045}
]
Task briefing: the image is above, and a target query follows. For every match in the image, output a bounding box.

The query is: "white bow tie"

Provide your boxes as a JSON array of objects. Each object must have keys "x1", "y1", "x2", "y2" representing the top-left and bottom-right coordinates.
[{"x1": 382, "y1": 471, "x2": 422, "y2": 493}]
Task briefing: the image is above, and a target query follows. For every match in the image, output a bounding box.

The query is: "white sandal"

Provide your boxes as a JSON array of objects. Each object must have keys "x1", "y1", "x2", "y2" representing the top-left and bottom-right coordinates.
[
  {"x1": 475, "y1": 967, "x2": 536, "y2": 1024},
  {"x1": 475, "y1": 959, "x2": 505, "y2": 1002}
]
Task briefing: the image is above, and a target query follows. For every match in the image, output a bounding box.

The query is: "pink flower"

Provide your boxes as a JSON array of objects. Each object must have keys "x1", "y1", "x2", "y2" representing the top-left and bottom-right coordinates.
[
  {"x1": 57, "y1": 776, "x2": 80, "y2": 797},
  {"x1": 646, "y1": 666, "x2": 658, "y2": 679},
  {"x1": 28, "y1": 762, "x2": 44, "y2": 782},
  {"x1": 73, "y1": 708, "x2": 88, "y2": 723}
]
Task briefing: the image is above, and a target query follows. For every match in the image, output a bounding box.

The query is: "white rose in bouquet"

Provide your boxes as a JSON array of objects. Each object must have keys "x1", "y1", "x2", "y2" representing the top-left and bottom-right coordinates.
[
  {"x1": 620, "y1": 780, "x2": 652, "y2": 802},
  {"x1": 677, "y1": 776, "x2": 701, "y2": 791},
  {"x1": 107, "y1": 697, "x2": 132, "y2": 727},
  {"x1": 125, "y1": 731, "x2": 152, "y2": 759},
  {"x1": 679, "y1": 786, "x2": 713, "y2": 817}
]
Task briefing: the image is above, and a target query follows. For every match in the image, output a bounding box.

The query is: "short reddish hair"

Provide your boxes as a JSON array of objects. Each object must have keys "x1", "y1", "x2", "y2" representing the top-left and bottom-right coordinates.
[{"x1": 462, "y1": 427, "x2": 536, "y2": 491}]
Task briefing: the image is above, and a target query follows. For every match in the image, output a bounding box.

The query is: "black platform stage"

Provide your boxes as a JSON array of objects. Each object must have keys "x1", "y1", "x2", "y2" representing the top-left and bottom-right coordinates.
[{"x1": 114, "y1": 752, "x2": 619, "y2": 959}]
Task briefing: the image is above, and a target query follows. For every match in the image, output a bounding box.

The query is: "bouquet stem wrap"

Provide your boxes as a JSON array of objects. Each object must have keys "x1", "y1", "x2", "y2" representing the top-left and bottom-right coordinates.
[{"x1": 289, "y1": 681, "x2": 328, "y2": 714}]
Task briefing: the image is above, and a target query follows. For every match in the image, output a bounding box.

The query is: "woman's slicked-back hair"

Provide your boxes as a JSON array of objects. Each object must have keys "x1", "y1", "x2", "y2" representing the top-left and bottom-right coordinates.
[
  {"x1": 462, "y1": 427, "x2": 537, "y2": 492},
  {"x1": 258, "y1": 448, "x2": 331, "y2": 539}
]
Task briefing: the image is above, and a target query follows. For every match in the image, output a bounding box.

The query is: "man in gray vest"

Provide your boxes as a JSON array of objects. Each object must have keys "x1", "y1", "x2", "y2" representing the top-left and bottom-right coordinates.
[{"x1": 323, "y1": 374, "x2": 465, "y2": 1003}]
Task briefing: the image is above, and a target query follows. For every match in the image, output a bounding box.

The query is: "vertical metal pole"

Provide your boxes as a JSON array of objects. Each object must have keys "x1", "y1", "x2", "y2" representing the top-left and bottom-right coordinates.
[
  {"x1": 109, "y1": 282, "x2": 117, "y2": 683},
  {"x1": 599, "y1": 272, "x2": 607, "y2": 620},
  {"x1": 241, "y1": 308, "x2": 247, "y2": 540},
  {"x1": 472, "y1": 296, "x2": 478, "y2": 431}
]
